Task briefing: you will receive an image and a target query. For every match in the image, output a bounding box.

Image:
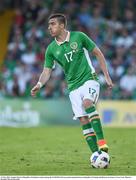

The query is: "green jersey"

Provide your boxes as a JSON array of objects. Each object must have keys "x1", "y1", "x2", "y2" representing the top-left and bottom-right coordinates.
[{"x1": 44, "y1": 31, "x2": 98, "y2": 91}]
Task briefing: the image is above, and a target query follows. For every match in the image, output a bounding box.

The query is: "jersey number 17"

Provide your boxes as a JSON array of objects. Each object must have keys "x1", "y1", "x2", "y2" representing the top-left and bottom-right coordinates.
[{"x1": 64, "y1": 51, "x2": 73, "y2": 62}]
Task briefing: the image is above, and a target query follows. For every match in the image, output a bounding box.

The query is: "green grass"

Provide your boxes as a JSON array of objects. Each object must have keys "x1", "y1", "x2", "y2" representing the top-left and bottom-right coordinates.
[{"x1": 0, "y1": 126, "x2": 136, "y2": 176}]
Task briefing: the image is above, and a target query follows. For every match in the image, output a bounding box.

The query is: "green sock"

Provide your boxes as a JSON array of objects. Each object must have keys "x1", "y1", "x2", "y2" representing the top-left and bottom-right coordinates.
[
  {"x1": 85, "y1": 106, "x2": 104, "y2": 140},
  {"x1": 82, "y1": 123, "x2": 99, "y2": 152}
]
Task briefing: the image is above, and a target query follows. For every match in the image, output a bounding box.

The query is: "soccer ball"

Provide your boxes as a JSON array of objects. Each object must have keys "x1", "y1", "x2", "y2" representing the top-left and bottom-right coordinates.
[{"x1": 90, "y1": 151, "x2": 110, "y2": 168}]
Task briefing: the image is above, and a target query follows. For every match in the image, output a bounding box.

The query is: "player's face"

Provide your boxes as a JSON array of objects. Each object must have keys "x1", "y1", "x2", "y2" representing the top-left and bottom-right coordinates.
[{"x1": 48, "y1": 18, "x2": 63, "y2": 37}]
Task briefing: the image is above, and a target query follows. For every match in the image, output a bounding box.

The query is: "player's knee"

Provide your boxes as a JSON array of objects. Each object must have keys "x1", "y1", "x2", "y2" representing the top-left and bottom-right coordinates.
[
  {"x1": 83, "y1": 99, "x2": 93, "y2": 109},
  {"x1": 79, "y1": 117, "x2": 89, "y2": 125}
]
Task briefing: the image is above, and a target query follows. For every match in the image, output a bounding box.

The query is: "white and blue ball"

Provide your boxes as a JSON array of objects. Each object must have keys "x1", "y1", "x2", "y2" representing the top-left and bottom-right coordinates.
[{"x1": 90, "y1": 151, "x2": 110, "y2": 168}]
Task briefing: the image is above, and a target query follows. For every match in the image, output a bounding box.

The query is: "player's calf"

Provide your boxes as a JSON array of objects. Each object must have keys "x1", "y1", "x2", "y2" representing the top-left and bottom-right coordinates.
[
  {"x1": 83, "y1": 99, "x2": 109, "y2": 152},
  {"x1": 79, "y1": 117, "x2": 99, "y2": 153}
]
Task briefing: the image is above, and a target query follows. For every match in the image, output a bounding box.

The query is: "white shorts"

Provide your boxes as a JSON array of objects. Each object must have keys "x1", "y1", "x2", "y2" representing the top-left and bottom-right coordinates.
[{"x1": 69, "y1": 80, "x2": 100, "y2": 119}]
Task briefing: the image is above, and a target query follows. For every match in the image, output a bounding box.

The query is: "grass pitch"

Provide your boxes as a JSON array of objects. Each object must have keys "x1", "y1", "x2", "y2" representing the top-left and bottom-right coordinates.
[{"x1": 0, "y1": 126, "x2": 135, "y2": 176}]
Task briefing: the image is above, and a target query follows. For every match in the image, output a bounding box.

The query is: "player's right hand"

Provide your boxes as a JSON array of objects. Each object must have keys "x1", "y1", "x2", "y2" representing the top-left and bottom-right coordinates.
[{"x1": 31, "y1": 84, "x2": 40, "y2": 97}]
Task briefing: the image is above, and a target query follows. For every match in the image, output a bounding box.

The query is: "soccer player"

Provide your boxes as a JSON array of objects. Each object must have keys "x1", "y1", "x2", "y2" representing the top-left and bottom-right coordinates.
[{"x1": 31, "y1": 13, "x2": 113, "y2": 153}]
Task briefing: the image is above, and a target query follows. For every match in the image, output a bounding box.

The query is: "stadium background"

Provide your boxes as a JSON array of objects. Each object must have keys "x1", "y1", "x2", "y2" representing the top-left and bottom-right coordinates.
[
  {"x1": 0, "y1": 0, "x2": 136, "y2": 176},
  {"x1": 0, "y1": 0, "x2": 136, "y2": 127}
]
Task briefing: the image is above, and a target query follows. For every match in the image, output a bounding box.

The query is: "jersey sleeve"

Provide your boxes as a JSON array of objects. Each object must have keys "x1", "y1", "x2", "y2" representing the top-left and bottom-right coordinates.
[
  {"x1": 44, "y1": 46, "x2": 54, "y2": 68},
  {"x1": 79, "y1": 32, "x2": 96, "y2": 51}
]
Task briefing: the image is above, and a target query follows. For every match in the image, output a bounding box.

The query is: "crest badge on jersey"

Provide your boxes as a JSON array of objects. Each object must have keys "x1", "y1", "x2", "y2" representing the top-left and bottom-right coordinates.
[{"x1": 70, "y1": 42, "x2": 78, "y2": 50}]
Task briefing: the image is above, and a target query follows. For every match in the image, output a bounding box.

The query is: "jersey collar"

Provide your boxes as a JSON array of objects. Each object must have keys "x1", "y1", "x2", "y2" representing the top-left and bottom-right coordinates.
[{"x1": 55, "y1": 31, "x2": 70, "y2": 46}]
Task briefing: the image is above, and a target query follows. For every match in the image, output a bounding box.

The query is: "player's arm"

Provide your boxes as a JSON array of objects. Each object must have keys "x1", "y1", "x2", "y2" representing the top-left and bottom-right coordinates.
[
  {"x1": 92, "y1": 47, "x2": 113, "y2": 88},
  {"x1": 31, "y1": 45, "x2": 54, "y2": 97},
  {"x1": 31, "y1": 67, "x2": 52, "y2": 97},
  {"x1": 80, "y1": 33, "x2": 113, "y2": 88},
  {"x1": 80, "y1": 32, "x2": 113, "y2": 88}
]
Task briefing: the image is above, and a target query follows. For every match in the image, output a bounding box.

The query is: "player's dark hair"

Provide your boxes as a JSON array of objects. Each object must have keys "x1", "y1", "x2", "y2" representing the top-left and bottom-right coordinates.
[{"x1": 48, "y1": 13, "x2": 67, "y2": 28}]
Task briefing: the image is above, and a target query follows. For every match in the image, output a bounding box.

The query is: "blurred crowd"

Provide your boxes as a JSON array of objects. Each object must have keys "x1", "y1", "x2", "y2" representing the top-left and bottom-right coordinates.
[{"x1": 0, "y1": 0, "x2": 136, "y2": 100}]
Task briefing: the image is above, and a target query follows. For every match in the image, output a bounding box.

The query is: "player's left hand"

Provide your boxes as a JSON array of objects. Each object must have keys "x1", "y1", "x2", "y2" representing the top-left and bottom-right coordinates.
[{"x1": 105, "y1": 76, "x2": 114, "y2": 89}]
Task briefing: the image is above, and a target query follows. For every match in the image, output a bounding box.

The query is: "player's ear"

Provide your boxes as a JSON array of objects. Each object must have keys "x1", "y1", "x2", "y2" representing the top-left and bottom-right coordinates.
[{"x1": 60, "y1": 23, "x2": 65, "y2": 29}]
